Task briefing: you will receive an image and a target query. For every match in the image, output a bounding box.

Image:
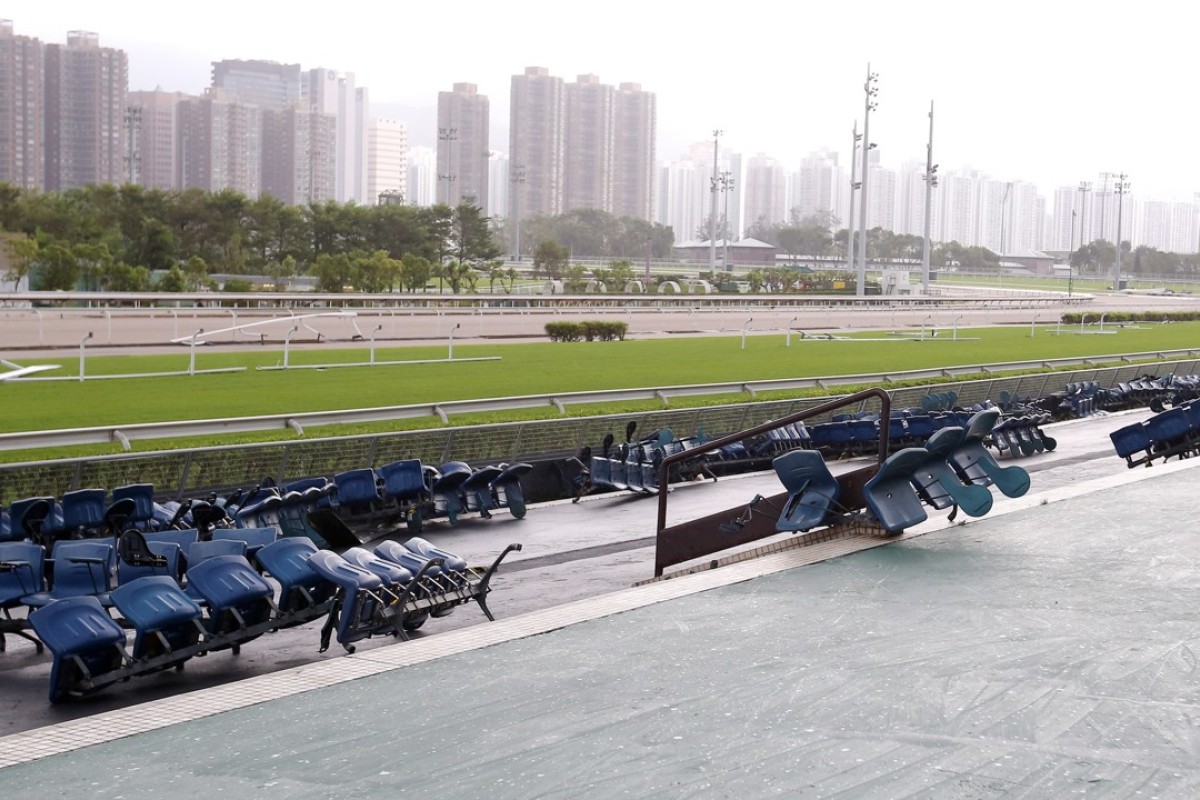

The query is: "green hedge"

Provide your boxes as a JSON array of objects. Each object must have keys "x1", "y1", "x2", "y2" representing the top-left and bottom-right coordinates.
[
  {"x1": 544, "y1": 321, "x2": 629, "y2": 342},
  {"x1": 1060, "y1": 311, "x2": 1200, "y2": 324}
]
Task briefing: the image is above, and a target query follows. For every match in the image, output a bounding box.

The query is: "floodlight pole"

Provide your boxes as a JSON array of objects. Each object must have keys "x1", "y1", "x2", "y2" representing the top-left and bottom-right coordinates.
[
  {"x1": 283, "y1": 326, "x2": 298, "y2": 369},
  {"x1": 1113, "y1": 174, "x2": 1129, "y2": 291},
  {"x1": 709, "y1": 130, "x2": 722, "y2": 272},
  {"x1": 921, "y1": 100, "x2": 936, "y2": 295},
  {"x1": 449, "y1": 323, "x2": 460, "y2": 360},
  {"x1": 847, "y1": 121, "x2": 860, "y2": 275},
  {"x1": 369, "y1": 324, "x2": 382, "y2": 365},
  {"x1": 741, "y1": 317, "x2": 752, "y2": 350},
  {"x1": 79, "y1": 331, "x2": 92, "y2": 382},
  {"x1": 188, "y1": 329, "x2": 203, "y2": 375},
  {"x1": 857, "y1": 65, "x2": 879, "y2": 297}
]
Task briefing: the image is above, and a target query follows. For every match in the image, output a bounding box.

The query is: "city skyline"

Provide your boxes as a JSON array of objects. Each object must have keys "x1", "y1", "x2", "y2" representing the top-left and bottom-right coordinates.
[{"x1": 6, "y1": 1, "x2": 1198, "y2": 201}]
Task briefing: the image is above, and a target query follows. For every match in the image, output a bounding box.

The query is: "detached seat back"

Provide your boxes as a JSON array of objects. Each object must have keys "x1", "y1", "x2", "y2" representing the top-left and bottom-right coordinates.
[{"x1": 771, "y1": 450, "x2": 840, "y2": 532}]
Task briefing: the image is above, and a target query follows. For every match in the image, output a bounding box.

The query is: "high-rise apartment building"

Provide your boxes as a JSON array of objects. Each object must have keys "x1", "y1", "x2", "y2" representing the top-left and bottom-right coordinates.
[
  {"x1": 611, "y1": 82, "x2": 656, "y2": 221},
  {"x1": 127, "y1": 90, "x2": 189, "y2": 190},
  {"x1": 177, "y1": 89, "x2": 261, "y2": 197},
  {"x1": 304, "y1": 68, "x2": 369, "y2": 204},
  {"x1": 657, "y1": 158, "x2": 706, "y2": 242},
  {"x1": 488, "y1": 151, "x2": 509, "y2": 221},
  {"x1": 509, "y1": 67, "x2": 656, "y2": 224},
  {"x1": 790, "y1": 150, "x2": 839, "y2": 224},
  {"x1": 261, "y1": 106, "x2": 337, "y2": 204},
  {"x1": 743, "y1": 154, "x2": 786, "y2": 234},
  {"x1": 0, "y1": 21, "x2": 43, "y2": 190},
  {"x1": 211, "y1": 60, "x2": 300, "y2": 109},
  {"x1": 43, "y1": 31, "x2": 127, "y2": 191},
  {"x1": 509, "y1": 67, "x2": 564, "y2": 220},
  {"x1": 367, "y1": 118, "x2": 408, "y2": 205},
  {"x1": 563, "y1": 74, "x2": 612, "y2": 214},
  {"x1": 407, "y1": 145, "x2": 436, "y2": 206},
  {"x1": 436, "y1": 83, "x2": 489, "y2": 210}
]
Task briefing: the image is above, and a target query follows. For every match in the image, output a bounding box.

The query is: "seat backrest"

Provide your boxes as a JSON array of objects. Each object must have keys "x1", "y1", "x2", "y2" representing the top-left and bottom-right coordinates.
[
  {"x1": 110, "y1": 575, "x2": 203, "y2": 632},
  {"x1": 341, "y1": 546, "x2": 414, "y2": 585},
  {"x1": 923, "y1": 426, "x2": 966, "y2": 460},
  {"x1": 964, "y1": 408, "x2": 1001, "y2": 442},
  {"x1": 772, "y1": 450, "x2": 837, "y2": 496},
  {"x1": 185, "y1": 554, "x2": 273, "y2": 611},
  {"x1": 862, "y1": 448, "x2": 930, "y2": 533},
  {"x1": 213, "y1": 526, "x2": 280, "y2": 551},
  {"x1": 48, "y1": 540, "x2": 116, "y2": 599},
  {"x1": 28, "y1": 595, "x2": 125, "y2": 656},
  {"x1": 333, "y1": 468, "x2": 382, "y2": 505},
  {"x1": 306, "y1": 550, "x2": 384, "y2": 591},
  {"x1": 379, "y1": 460, "x2": 432, "y2": 496},
  {"x1": 0, "y1": 541, "x2": 46, "y2": 602},
  {"x1": 111, "y1": 484, "x2": 156, "y2": 524},
  {"x1": 186, "y1": 538, "x2": 246, "y2": 567},
  {"x1": 145, "y1": 528, "x2": 200, "y2": 551},
  {"x1": 60, "y1": 489, "x2": 109, "y2": 531}
]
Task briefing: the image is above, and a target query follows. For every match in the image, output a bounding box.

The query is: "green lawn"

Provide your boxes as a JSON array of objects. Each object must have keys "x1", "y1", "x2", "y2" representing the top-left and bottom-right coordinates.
[{"x1": 5, "y1": 322, "x2": 1198, "y2": 438}]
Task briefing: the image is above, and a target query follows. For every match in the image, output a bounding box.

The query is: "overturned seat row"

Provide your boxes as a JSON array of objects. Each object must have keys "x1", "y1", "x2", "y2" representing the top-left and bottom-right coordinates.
[
  {"x1": 770, "y1": 409, "x2": 1031, "y2": 536},
  {"x1": 8, "y1": 532, "x2": 519, "y2": 702},
  {"x1": 1109, "y1": 399, "x2": 1200, "y2": 468},
  {"x1": 333, "y1": 458, "x2": 532, "y2": 531}
]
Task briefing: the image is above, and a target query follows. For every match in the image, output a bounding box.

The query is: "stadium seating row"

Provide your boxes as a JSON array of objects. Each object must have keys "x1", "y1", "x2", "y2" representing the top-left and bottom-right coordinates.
[{"x1": 1, "y1": 531, "x2": 519, "y2": 702}]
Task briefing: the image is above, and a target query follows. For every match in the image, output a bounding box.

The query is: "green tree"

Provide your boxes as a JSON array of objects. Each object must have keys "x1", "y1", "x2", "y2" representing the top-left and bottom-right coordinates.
[
  {"x1": 34, "y1": 242, "x2": 80, "y2": 290},
  {"x1": 99, "y1": 262, "x2": 152, "y2": 292},
  {"x1": 533, "y1": 240, "x2": 569, "y2": 280},
  {"x1": 3, "y1": 235, "x2": 39, "y2": 288},
  {"x1": 399, "y1": 253, "x2": 433, "y2": 292},
  {"x1": 308, "y1": 252, "x2": 355, "y2": 292}
]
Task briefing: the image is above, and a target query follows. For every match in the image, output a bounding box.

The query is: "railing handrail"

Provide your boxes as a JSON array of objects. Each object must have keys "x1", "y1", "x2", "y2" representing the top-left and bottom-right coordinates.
[{"x1": 0, "y1": 348, "x2": 1194, "y2": 454}]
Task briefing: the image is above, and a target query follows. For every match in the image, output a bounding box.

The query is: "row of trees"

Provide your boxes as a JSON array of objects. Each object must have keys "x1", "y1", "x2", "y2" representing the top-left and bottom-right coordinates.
[{"x1": 0, "y1": 183, "x2": 503, "y2": 291}]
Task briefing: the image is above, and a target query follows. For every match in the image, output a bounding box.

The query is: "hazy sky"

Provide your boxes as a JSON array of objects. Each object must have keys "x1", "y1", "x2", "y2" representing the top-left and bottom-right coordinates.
[{"x1": 8, "y1": 1, "x2": 1197, "y2": 200}]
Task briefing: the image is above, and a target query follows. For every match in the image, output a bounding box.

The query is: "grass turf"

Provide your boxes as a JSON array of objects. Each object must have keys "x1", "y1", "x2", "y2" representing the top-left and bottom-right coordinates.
[{"x1": 4, "y1": 321, "x2": 1197, "y2": 436}]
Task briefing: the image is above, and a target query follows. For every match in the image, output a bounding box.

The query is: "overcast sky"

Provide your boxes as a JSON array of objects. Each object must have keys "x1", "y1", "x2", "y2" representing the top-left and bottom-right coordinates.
[{"x1": 8, "y1": 1, "x2": 1196, "y2": 200}]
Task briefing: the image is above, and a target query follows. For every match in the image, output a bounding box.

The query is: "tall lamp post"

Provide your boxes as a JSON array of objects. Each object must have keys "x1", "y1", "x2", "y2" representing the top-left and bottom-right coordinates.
[
  {"x1": 1068, "y1": 209, "x2": 1076, "y2": 298},
  {"x1": 719, "y1": 171, "x2": 734, "y2": 268},
  {"x1": 921, "y1": 100, "x2": 938, "y2": 295},
  {"x1": 857, "y1": 66, "x2": 879, "y2": 297},
  {"x1": 709, "y1": 130, "x2": 722, "y2": 273},
  {"x1": 510, "y1": 164, "x2": 525, "y2": 261},
  {"x1": 437, "y1": 127, "x2": 457, "y2": 205},
  {"x1": 846, "y1": 121, "x2": 861, "y2": 274},
  {"x1": 1113, "y1": 174, "x2": 1130, "y2": 291}
]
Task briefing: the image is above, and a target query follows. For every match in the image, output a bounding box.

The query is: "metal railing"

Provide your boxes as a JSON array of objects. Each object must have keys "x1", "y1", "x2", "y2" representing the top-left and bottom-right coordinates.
[
  {"x1": 0, "y1": 357, "x2": 1194, "y2": 506},
  {"x1": 1, "y1": 348, "x2": 1195, "y2": 454}
]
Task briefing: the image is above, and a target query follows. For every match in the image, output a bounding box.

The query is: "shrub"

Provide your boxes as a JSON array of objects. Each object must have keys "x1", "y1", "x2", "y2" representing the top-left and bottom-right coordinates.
[
  {"x1": 545, "y1": 321, "x2": 627, "y2": 342},
  {"x1": 545, "y1": 322, "x2": 584, "y2": 342}
]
